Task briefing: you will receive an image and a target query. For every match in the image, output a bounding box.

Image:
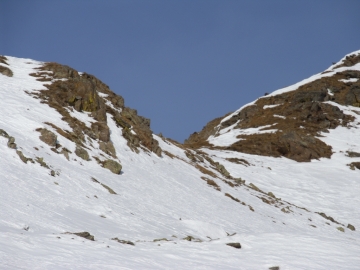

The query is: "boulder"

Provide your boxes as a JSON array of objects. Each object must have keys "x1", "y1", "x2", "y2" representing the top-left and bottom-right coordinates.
[
  {"x1": 0, "y1": 129, "x2": 9, "y2": 138},
  {"x1": 226, "y1": 242, "x2": 241, "y2": 249},
  {"x1": 73, "y1": 232, "x2": 94, "y2": 241},
  {"x1": 7, "y1": 137, "x2": 16, "y2": 149},
  {"x1": 99, "y1": 141, "x2": 116, "y2": 157},
  {"x1": 37, "y1": 128, "x2": 57, "y2": 147},
  {"x1": 75, "y1": 146, "x2": 90, "y2": 161},
  {"x1": 91, "y1": 122, "x2": 110, "y2": 142},
  {"x1": 347, "y1": 224, "x2": 356, "y2": 231},
  {"x1": 103, "y1": 159, "x2": 122, "y2": 174},
  {"x1": 0, "y1": 66, "x2": 13, "y2": 77}
]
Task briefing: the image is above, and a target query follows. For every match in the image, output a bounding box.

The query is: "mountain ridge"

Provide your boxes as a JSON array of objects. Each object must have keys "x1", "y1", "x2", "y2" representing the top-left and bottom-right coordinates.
[{"x1": 0, "y1": 51, "x2": 360, "y2": 269}]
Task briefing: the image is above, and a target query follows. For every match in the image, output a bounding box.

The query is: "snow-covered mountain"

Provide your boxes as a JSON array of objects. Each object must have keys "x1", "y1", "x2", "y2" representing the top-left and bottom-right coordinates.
[{"x1": 0, "y1": 51, "x2": 359, "y2": 270}]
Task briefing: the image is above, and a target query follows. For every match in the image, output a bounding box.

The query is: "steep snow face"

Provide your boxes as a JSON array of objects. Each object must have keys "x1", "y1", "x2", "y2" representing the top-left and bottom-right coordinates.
[{"x1": 1, "y1": 55, "x2": 360, "y2": 269}]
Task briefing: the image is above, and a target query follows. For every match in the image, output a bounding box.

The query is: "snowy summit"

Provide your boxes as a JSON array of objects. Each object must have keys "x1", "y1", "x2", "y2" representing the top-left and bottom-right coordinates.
[{"x1": 1, "y1": 51, "x2": 360, "y2": 269}]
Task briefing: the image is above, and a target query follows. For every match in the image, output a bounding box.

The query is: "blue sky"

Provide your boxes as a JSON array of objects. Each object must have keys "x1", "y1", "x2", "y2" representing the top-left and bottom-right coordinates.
[{"x1": 1, "y1": 0, "x2": 359, "y2": 142}]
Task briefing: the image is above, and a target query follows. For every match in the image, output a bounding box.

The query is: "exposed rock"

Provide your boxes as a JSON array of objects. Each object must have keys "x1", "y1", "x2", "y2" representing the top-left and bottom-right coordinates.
[
  {"x1": 182, "y1": 236, "x2": 202, "y2": 242},
  {"x1": 29, "y1": 61, "x2": 162, "y2": 157},
  {"x1": 103, "y1": 159, "x2": 122, "y2": 174},
  {"x1": 185, "y1": 70, "x2": 356, "y2": 162},
  {"x1": 214, "y1": 162, "x2": 230, "y2": 178},
  {"x1": 0, "y1": 65, "x2": 13, "y2": 77},
  {"x1": 35, "y1": 157, "x2": 49, "y2": 168},
  {"x1": 91, "y1": 122, "x2": 110, "y2": 142},
  {"x1": 153, "y1": 238, "x2": 169, "y2": 242},
  {"x1": 222, "y1": 105, "x2": 258, "y2": 128},
  {"x1": 347, "y1": 224, "x2": 356, "y2": 231},
  {"x1": 75, "y1": 146, "x2": 90, "y2": 161},
  {"x1": 16, "y1": 150, "x2": 30, "y2": 164},
  {"x1": 269, "y1": 267, "x2": 280, "y2": 270},
  {"x1": 112, "y1": 238, "x2": 134, "y2": 245},
  {"x1": 73, "y1": 232, "x2": 95, "y2": 241},
  {"x1": 37, "y1": 128, "x2": 57, "y2": 147},
  {"x1": 99, "y1": 141, "x2": 116, "y2": 157},
  {"x1": 316, "y1": 212, "x2": 340, "y2": 224},
  {"x1": 349, "y1": 162, "x2": 360, "y2": 170},
  {"x1": 0, "y1": 56, "x2": 9, "y2": 65},
  {"x1": 337, "y1": 227, "x2": 345, "y2": 232},
  {"x1": 346, "y1": 151, "x2": 360, "y2": 157},
  {"x1": 7, "y1": 137, "x2": 16, "y2": 149},
  {"x1": 91, "y1": 177, "x2": 117, "y2": 194},
  {"x1": 60, "y1": 148, "x2": 71, "y2": 160},
  {"x1": 226, "y1": 242, "x2": 241, "y2": 249},
  {"x1": 0, "y1": 129, "x2": 9, "y2": 138}
]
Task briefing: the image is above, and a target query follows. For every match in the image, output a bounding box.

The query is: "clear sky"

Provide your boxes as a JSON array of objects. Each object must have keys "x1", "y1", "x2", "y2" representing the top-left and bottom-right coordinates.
[{"x1": 1, "y1": 0, "x2": 359, "y2": 142}]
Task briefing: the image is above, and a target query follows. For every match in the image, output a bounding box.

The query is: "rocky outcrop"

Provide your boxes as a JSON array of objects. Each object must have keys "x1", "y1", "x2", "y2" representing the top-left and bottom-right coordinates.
[
  {"x1": 29, "y1": 61, "x2": 161, "y2": 158},
  {"x1": 0, "y1": 56, "x2": 13, "y2": 77},
  {"x1": 103, "y1": 159, "x2": 122, "y2": 174},
  {"x1": 0, "y1": 65, "x2": 13, "y2": 77},
  {"x1": 75, "y1": 146, "x2": 90, "y2": 161},
  {"x1": 36, "y1": 128, "x2": 57, "y2": 147},
  {"x1": 185, "y1": 59, "x2": 358, "y2": 162}
]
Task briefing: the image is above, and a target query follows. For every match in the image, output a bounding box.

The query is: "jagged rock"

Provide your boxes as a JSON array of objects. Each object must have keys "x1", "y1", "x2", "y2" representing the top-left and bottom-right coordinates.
[
  {"x1": 103, "y1": 159, "x2": 122, "y2": 174},
  {"x1": 112, "y1": 238, "x2": 134, "y2": 245},
  {"x1": 226, "y1": 242, "x2": 241, "y2": 249},
  {"x1": 349, "y1": 162, "x2": 360, "y2": 170},
  {"x1": 60, "y1": 148, "x2": 71, "y2": 160},
  {"x1": 215, "y1": 162, "x2": 230, "y2": 177},
  {"x1": 347, "y1": 224, "x2": 356, "y2": 231},
  {"x1": 16, "y1": 150, "x2": 29, "y2": 164},
  {"x1": 73, "y1": 232, "x2": 94, "y2": 241},
  {"x1": 182, "y1": 236, "x2": 202, "y2": 242},
  {"x1": 0, "y1": 65, "x2": 13, "y2": 77},
  {"x1": 75, "y1": 146, "x2": 90, "y2": 161},
  {"x1": 35, "y1": 157, "x2": 49, "y2": 168},
  {"x1": 0, "y1": 129, "x2": 9, "y2": 138},
  {"x1": 7, "y1": 137, "x2": 16, "y2": 149},
  {"x1": 37, "y1": 128, "x2": 57, "y2": 147},
  {"x1": 151, "y1": 139, "x2": 162, "y2": 157},
  {"x1": 91, "y1": 122, "x2": 110, "y2": 142},
  {"x1": 222, "y1": 105, "x2": 259, "y2": 128},
  {"x1": 346, "y1": 151, "x2": 360, "y2": 157},
  {"x1": 99, "y1": 141, "x2": 116, "y2": 157}
]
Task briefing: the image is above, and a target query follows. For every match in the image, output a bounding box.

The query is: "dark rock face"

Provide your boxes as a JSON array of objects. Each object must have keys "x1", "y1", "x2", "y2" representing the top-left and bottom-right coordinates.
[
  {"x1": 0, "y1": 129, "x2": 9, "y2": 138},
  {"x1": 75, "y1": 146, "x2": 90, "y2": 161},
  {"x1": 0, "y1": 65, "x2": 13, "y2": 77},
  {"x1": 226, "y1": 242, "x2": 241, "y2": 249},
  {"x1": 37, "y1": 128, "x2": 57, "y2": 147},
  {"x1": 29, "y1": 61, "x2": 162, "y2": 158},
  {"x1": 73, "y1": 232, "x2": 95, "y2": 241},
  {"x1": 185, "y1": 59, "x2": 359, "y2": 162},
  {"x1": 103, "y1": 159, "x2": 122, "y2": 174},
  {"x1": 7, "y1": 137, "x2": 17, "y2": 149}
]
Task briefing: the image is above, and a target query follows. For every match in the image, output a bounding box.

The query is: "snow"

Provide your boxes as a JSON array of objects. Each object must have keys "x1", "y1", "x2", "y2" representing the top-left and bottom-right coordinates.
[
  {"x1": 273, "y1": 114, "x2": 286, "y2": 119},
  {"x1": 1, "y1": 55, "x2": 360, "y2": 269},
  {"x1": 208, "y1": 124, "x2": 278, "y2": 147},
  {"x1": 339, "y1": 78, "x2": 358, "y2": 83},
  {"x1": 263, "y1": 104, "x2": 281, "y2": 109}
]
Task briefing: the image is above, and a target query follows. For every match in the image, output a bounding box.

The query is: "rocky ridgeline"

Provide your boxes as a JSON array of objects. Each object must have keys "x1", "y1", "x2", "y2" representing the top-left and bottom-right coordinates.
[
  {"x1": 185, "y1": 53, "x2": 360, "y2": 162},
  {"x1": 25, "y1": 61, "x2": 162, "y2": 173}
]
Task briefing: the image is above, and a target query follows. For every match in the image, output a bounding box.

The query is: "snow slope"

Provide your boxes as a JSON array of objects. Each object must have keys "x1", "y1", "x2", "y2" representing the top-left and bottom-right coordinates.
[{"x1": 0, "y1": 55, "x2": 359, "y2": 269}]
